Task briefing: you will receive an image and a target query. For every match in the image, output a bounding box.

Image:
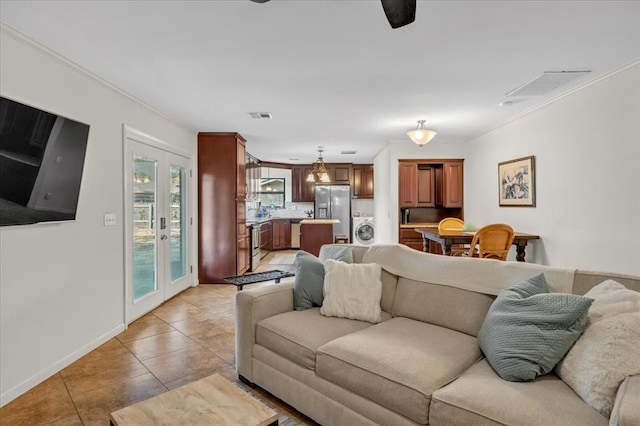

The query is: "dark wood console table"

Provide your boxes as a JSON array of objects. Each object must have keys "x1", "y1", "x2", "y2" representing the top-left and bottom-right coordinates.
[{"x1": 414, "y1": 226, "x2": 540, "y2": 262}]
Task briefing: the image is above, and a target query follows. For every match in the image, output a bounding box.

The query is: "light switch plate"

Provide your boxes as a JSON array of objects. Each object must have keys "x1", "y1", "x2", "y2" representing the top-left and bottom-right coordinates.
[{"x1": 104, "y1": 213, "x2": 116, "y2": 226}]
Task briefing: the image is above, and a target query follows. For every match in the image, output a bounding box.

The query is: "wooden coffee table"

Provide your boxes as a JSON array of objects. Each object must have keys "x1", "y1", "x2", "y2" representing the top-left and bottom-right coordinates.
[{"x1": 110, "y1": 373, "x2": 278, "y2": 425}]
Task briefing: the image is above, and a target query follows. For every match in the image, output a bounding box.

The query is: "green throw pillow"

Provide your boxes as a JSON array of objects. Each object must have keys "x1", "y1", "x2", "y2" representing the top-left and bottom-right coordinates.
[
  {"x1": 293, "y1": 248, "x2": 353, "y2": 310},
  {"x1": 478, "y1": 273, "x2": 593, "y2": 382}
]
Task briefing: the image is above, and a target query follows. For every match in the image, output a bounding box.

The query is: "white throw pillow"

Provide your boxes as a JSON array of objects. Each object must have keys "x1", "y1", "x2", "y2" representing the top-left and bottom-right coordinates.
[
  {"x1": 320, "y1": 260, "x2": 382, "y2": 323},
  {"x1": 555, "y1": 280, "x2": 640, "y2": 418}
]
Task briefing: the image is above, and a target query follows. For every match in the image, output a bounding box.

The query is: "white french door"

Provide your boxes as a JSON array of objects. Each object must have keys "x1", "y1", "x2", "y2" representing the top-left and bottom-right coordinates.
[{"x1": 124, "y1": 128, "x2": 193, "y2": 323}]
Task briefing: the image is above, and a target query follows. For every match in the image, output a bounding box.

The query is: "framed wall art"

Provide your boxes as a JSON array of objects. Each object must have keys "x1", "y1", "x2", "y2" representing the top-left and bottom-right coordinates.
[{"x1": 498, "y1": 155, "x2": 536, "y2": 207}]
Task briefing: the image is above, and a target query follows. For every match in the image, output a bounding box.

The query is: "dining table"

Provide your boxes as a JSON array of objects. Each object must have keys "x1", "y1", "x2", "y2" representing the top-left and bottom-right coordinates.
[{"x1": 413, "y1": 226, "x2": 540, "y2": 262}]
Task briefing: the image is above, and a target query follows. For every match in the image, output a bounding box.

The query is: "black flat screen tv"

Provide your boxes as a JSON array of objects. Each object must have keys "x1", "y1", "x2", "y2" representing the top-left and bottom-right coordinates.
[{"x1": 0, "y1": 96, "x2": 90, "y2": 226}]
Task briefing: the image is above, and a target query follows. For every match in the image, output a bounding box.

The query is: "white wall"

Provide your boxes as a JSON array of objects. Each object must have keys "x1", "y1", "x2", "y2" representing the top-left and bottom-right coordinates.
[
  {"x1": 375, "y1": 62, "x2": 639, "y2": 275},
  {"x1": 464, "y1": 62, "x2": 639, "y2": 274},
  {"x1": 0, "y1": 26, "x2": 197, "y2": 404}
]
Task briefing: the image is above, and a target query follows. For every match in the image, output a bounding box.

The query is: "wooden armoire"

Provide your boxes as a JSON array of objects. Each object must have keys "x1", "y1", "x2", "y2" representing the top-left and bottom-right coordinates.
[{"x1": 198, "y1": 132, "x2": 249, "y2": 283}]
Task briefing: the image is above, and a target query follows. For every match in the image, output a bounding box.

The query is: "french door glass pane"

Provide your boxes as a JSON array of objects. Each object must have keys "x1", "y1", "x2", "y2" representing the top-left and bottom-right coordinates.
[
  {"x1": 133, "y1": 158, "x2": 157, "y2": 300},
  {"x1": 170, "y1": 165, "x2": 187, "y2": 282}
]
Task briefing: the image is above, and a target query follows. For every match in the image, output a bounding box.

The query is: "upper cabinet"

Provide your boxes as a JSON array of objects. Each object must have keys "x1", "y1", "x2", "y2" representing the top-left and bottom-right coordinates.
[
  {"x1": 399, "y1": 162, "x2": 418, "y2": 207},
  {"x1": 292, "y1": 163, "x2": 373, "y2": 201},
  {"x1": 352, "y1": 164, "x2": 374, "y2": 199},
  {"x1": 326, "y1": 163, "x2": 352, "y2": 184},
  {"x1": 399, "y1": 159, "x2": 464, "y2": 208},
  {"x1": 291, "y1": 165, "x2": 315, "y2": 202},
  {"x1": 440, "y1": 162, "x2": 463, "y2": 207}
]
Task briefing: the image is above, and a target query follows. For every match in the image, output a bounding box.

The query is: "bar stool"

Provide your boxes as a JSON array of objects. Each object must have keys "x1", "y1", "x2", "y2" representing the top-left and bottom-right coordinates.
[{"x1": 334, "y1": 234, "x2": 349, "y2": 244}]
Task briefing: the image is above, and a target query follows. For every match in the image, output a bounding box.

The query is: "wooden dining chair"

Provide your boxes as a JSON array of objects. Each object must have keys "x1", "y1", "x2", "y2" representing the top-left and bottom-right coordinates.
[
  {"x1": 466, "y1": 223, "x2": 515, "y2": 261},
  {"x1": 438, "y1": 217, "x2": 467, "y2": 256}
]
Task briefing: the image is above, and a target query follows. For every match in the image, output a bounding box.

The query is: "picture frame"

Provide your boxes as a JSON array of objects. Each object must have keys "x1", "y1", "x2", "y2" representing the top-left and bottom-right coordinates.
[{"x1": 498, "y1": 155, "x2": 536, "y2": 207}]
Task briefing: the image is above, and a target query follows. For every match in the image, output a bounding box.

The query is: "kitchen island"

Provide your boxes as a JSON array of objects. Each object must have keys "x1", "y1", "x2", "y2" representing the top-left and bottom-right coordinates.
[{"x1": 300, "y1": 219, "x2": 340, "y2": 256}]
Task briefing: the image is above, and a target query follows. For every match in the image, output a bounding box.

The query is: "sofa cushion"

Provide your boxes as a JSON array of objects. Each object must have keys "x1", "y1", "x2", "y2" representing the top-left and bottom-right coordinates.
[
  {"x1": 316, "y1": 317, "x2": 482, "y2": 425},
  {"x1": 256, "y1": 307, "x2": 388, "y2": 370},
  {"x1": 293, "y1": 249, "x2": 352, "y2": 310},
  {"x1": 430, "y1": 359, "x2": 607, "y2": 426},
  {"x1": 555, "y1": 280, "x2": 640, "y2": 417},
  {"x1": 320, "y1": 260, "x2": 382, "y2": 323},
  {"x1": 478, "y1": 273, "x2": 593, "y2": 382},
  {"x1": 321, "y1": 245, "x2": 399, "y2": 313},
  {"x1": 393, "y1": 277, "x2": 495, "y2": 336}
]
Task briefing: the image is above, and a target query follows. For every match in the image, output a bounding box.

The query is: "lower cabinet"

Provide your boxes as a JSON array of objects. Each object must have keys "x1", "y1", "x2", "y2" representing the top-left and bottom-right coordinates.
[
  {"x1": 272, "y1": 219, "x2": 291, "y2": 250},
  {"x1": 300, "y1": 223, "x2": 333, "y2": 257},
  {"x1": 237, "y1": 233, "x2": 250, "y2": 275},
  {"x1": 260, "y1": 221, "x2": 272, "y2": 256},
  {"x1": 399, "y1": 228, "x2": 425, "y2": 252}
]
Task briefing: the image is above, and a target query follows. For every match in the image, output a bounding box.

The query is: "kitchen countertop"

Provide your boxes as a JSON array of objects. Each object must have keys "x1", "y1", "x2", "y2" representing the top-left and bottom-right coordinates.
[
  {"x1": 300, "y1": 219, "x2": 340, "y2": 225},
  {"x1": 400, "y1": 222, "x2": 439, "y2": 228},
  {"x1": 246, "y1": 217, "x2": 309, "y2": 225}
]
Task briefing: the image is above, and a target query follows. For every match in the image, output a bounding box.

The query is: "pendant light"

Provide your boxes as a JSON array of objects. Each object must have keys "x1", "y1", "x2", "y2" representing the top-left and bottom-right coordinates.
[
  {"x1": 306, "y1": 148, "x2": 331, "y2": 183},
  {"x1": 407, "y1": 120, "x2": 437, "y2": 146}
]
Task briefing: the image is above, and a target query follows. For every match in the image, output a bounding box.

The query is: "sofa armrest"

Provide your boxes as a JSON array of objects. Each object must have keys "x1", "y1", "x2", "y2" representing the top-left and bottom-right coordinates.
[
  {"x1": 235, "y1": 282, "x2": 294, "y2": 382},
  {"x1": 610, "y1": 375, "x2": 640, "y2": 426}
]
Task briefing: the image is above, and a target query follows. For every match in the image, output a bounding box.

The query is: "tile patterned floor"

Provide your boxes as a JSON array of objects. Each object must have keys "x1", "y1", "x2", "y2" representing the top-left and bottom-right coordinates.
[{"x1": 0, "y1": 250, "x2": 315, "y2": 425}]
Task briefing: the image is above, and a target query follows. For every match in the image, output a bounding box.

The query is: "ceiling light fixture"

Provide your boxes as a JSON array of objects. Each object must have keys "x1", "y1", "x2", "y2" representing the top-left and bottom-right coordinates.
[
  {"x1": 306, "y1": 148, "x2": 331, "y2": 183},
  {"x1": 407, "y1": 120, "x2": 437, "y2": 146}
]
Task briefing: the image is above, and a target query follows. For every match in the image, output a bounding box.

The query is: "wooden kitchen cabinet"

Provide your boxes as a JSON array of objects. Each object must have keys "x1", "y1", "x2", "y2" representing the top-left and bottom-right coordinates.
[
  {"x1": 198, "y1": 132, "x2": 249, "y2": 283},
  {"x1": 399, "y1": 163, "x2": 418, "y2": 207},
  {"x1": 417, "y1": 166, "x2": 435, "y2": 207},
  {"x1": 300, "y1": 223, "x2": 334, "y2": 257},
  {"x1": 352, "y1": 164, "x2": 374, "y2": 199},
  {"x1": 399, "y1": 160, "x2": 464, "y2": 208},
  {"x1": 441, "y1": 162, "x2": 464, "y2": 207},
  {"x1": 326, "y1": 163, "x2": 352, "y2": 184},
  {"x1": 271, "y1": 219, "x2": 291, "y2": 250},
  {"x1": 399, "y1": 228, "x2": 424, "y2": 252},
  {"x1": 291, "y1": 165, "x2": 315, "y2": 202},
  {"x1": 260, "y1": 221, "x2": 272, "y2": 255}
]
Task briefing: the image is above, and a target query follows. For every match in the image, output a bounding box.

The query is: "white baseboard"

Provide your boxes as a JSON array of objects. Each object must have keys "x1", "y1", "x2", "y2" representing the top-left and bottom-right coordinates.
[{"x1": 0, "y1": 323, "x2": 125, "y2": 407}]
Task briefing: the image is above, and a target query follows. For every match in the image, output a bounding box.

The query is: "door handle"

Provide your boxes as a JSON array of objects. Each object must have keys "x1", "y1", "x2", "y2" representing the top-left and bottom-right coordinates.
[{"x1": 160, "y1": 217, "x2": 167, "y2": 230}]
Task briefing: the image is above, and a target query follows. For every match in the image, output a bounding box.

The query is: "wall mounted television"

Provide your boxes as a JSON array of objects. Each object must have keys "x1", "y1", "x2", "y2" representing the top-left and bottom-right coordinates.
[{"x1": 0, "y1": 96, "x2": 90, "y2": 226}]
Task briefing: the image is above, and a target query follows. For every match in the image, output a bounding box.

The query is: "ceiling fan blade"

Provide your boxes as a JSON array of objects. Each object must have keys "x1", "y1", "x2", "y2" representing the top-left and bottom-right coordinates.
[
  {"x1": 380, "y1": 0, "x2": 416, "y2": 29},
  {"x1": 250, "y1": 0, "x2": 270, "y2": 3}
]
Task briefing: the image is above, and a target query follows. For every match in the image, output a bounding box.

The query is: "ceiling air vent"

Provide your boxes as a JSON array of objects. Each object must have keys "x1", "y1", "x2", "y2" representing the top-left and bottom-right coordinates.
[
  {"x1": 340, "y1": 150, "x2": 357, "y2": 155},
  {"x1": 504, "y1": 70, "x2": 591, "y2": 98},
  {"x1": 247, "y1": 112, "x2": 273, "y2": 119}
]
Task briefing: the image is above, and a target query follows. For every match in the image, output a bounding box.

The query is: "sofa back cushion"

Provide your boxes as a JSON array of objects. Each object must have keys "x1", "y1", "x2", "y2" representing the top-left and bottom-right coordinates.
[{"x1": 393, "y1": 277, "x2": 495, "y2": 337}]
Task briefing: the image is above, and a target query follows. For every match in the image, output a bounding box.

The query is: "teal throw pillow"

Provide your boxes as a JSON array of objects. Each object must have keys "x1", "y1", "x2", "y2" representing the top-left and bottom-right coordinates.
[
  {"x1": 478, "y1": 273, "x2": 593, "y2": 382},
  {"x1": 293, "y1": 248, "x2": 353, "y2": 310}
]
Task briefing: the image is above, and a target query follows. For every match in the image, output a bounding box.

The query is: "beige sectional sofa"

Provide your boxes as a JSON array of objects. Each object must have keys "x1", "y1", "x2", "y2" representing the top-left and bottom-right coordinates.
[{"x1": 236, "y1": 244, "x2": 640, "y2": 425}]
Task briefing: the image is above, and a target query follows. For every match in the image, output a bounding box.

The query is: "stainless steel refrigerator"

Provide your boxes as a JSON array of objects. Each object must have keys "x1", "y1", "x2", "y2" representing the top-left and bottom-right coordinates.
[{"x1": 315, "y1": 185, "x2": 351, "y2": 242}]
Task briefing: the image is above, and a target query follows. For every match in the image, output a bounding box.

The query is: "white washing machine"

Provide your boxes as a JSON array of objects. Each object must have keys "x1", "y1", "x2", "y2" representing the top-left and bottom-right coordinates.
[{"x1": 352, "y1": 217, "x2": 376, "y2": 245}]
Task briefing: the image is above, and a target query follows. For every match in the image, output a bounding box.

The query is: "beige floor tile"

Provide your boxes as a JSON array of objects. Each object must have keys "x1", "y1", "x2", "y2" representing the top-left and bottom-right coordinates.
[
  {"x1": 162, "y1": 365, "x2": 233, "y2": 391},
  {"x1": 73, "y1": 373, "x2": 167, "y2": 425},
  {"x1": 195, "y1": 331, "x2": 236, "y2": 364},
  {"x1": 0, "y1": 374, "x2": 76, "y2": 426},
  {"x1": 61, "y1": 350, "x2": 149, "y2": 397},
  {"x1": 116, "y1": 315, "x2": 176, "y2": 343},
  {"x1": 122, "y1": 329, "x2": 199, "y2": 361},
  {"x1": 141, "y1": 345, "x2": 228, "y2": 384},
  {"x1": 3, "y1": 282, "x2": 318, "y2": 425},
  {"x1": 151, "y1": 300, "x2": 206, "y2": 323},
  {"x1": 169, "y1": 311, "x2": 229, "y2": 337},
  {"x1": 44, "y1": 414, "x2": 83, "y2": 426}
]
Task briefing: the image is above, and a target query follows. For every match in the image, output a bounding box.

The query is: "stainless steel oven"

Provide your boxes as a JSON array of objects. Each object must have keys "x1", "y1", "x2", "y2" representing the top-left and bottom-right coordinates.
[{"x1": 250, "y1": 223, "x2": 261, "y2": 271}]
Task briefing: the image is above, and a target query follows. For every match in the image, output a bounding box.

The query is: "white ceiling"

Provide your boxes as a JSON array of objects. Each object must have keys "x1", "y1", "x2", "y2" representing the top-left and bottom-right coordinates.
[{"x1": 1, "y1": 1, "x2": 639, "y2": 163}]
